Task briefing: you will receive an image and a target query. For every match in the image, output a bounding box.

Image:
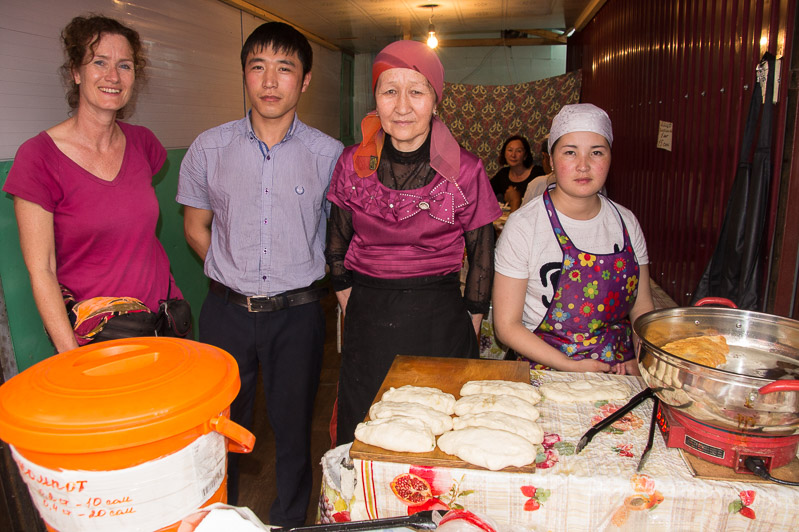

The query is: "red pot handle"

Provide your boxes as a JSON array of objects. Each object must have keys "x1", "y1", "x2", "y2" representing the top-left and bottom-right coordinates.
[
  {"x1": 693, "y1": 297, "x2": 738, "y2": 309},
  {"x1": 759, "y1": 380, "x2": 799, "y2": 394}
]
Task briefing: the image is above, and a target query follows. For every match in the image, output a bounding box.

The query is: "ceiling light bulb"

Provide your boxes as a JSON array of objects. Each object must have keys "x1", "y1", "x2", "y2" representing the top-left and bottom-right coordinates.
[{"x1": 427, "y1": 30, "x2": 438, "y2": 48}]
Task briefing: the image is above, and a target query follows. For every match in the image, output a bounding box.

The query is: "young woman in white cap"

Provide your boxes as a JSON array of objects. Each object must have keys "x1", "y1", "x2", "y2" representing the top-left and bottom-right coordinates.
[{"x1": 493, "y1": 103, "x2": 654, "y2": 375}]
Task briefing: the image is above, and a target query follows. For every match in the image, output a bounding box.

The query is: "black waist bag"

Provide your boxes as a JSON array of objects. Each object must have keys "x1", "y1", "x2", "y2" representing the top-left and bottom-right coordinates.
[{"x1": 155, "y1": 298, "x2": 193, "y2": 338}]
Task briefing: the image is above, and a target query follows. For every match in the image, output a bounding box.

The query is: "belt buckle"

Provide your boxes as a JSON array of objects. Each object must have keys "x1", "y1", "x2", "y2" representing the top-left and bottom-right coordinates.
[{"x1": 245, "y1": 294, "x2": 287, "y2": 312}]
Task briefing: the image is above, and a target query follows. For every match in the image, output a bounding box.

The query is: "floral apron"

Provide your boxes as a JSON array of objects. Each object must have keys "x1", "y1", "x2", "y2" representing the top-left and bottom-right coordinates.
[{"x1": 530, "y1": 189, "x2": 640, "y2": 370}]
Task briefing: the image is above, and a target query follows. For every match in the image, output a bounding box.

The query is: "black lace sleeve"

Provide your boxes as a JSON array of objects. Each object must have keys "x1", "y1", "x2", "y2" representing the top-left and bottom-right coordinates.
[
  {"x1": 463, "y1": 222, "x2": 495, "y2": 315},
  {"x1": 325, "y1": 203, "x2": 354, "y2": 291}
]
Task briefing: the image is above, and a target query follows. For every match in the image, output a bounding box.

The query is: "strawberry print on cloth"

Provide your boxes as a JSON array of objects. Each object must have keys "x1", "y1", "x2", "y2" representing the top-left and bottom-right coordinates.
[{"x1": 729, "y1": 490, "x2": 756, "y2": 520}]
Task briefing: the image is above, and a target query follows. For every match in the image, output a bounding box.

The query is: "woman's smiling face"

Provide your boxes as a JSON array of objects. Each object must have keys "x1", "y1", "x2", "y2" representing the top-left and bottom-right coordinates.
[{"x1": 73, "y1": 33, "x2": 136, "y2": 114}]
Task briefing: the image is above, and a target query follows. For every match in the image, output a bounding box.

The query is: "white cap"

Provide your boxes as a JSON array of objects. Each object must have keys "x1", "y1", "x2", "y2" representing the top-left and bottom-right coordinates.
[{"x1": 548, "y1": 103, "x2": 613, "y2": 153}]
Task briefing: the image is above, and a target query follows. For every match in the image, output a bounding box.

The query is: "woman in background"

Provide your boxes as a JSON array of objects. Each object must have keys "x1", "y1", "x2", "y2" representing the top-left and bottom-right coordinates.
[
  {"x1": 493, "y1": 104, "x2": 653, "y2": 375},
  {"x1": 3, "y1": 15, "x2": 183, "y2": 352},
  {"x1": 326, "y1": 40, "x2": 501, "y2": 445},
  {"x1": 491, "y1": 135, "x2": 544, "y2": 211}
]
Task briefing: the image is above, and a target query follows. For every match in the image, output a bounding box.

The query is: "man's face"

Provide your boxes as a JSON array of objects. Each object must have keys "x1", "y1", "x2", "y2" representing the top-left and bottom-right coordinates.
[{"x1": 244, "y1": 45, "x2": 310, "y2": 124}]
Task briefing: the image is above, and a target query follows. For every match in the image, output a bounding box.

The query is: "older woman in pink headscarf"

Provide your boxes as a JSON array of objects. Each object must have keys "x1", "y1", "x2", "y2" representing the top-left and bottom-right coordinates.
[
  {"x1": 326, "y1": 40, "x2": 501, "y2": 445},
  {"x1": 493, "y1": 104, "x2": 654, "y2": 377}
]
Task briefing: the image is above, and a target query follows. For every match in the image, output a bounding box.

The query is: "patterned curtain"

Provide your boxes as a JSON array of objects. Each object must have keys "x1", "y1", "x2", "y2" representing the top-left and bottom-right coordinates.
[{"x1": 439, "y1": 71, "x2": 582, "y2": 177}]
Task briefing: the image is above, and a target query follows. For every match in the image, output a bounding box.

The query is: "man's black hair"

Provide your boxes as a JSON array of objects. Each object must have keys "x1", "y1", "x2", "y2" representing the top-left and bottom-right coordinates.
[{"x1": 240, "y1": 22, "x2": 312, "y2": 76}]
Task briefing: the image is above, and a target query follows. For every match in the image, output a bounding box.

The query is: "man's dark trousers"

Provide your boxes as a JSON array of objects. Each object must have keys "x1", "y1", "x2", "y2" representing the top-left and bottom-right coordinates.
[{"x1": 199, "y1": 289, "x2": 324, "y2": 527}]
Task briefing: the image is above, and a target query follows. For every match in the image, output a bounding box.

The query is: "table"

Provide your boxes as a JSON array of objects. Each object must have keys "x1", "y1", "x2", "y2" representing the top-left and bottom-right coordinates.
[{"x1": 319, "y1": 371, "x2": 799, "y2": 531}]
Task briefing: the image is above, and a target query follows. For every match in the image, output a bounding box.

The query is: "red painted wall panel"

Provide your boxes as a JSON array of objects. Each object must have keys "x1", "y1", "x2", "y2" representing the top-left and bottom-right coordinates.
[{"x1": 568, "y1": 0, "x2": 792, "y2": 306}]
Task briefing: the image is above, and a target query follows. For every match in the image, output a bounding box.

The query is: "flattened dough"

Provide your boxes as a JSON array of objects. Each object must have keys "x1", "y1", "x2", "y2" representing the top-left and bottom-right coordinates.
[
  {"x1": 437, "y1": 428, "x2": 537, "y2": 470},
  {"x1": 460, "y1": 380, "x2": 542, "y2": 405},
  {"x1": 453, "y1": 394, "x2": 540, "y2": 421},
  {"x1": 368, "y1": 401, "x2": 454, "y2": 435},
  {"x1": 539, "y1": 380, "x2": 628, "y2": 403},
  {"x1": 355, "y1": 417, "x2": 435, "y2": 453},
  {"x1": 660, "y1": 335, "x2": 729, "y2": 368},
  {"x1": 453, "y1": 412, "x2": 544, "y2": 444},
  {"x1": 381, "y1": 385, "x2": 456, "y2": 414}
]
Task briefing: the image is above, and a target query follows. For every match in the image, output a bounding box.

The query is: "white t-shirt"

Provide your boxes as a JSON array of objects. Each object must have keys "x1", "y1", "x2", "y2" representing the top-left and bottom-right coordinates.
[
  {"x1": 495, "y1": 193, "x2": 649, "y2": 331},
  {"x1": 521, "y1": 173, "x2": 556, "y2": 205}
]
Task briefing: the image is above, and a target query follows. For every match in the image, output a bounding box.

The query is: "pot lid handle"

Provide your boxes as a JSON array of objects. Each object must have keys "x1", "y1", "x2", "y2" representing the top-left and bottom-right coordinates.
[
  {"x1": 759, "y1": 380, "x2": 799, "y2": 394},
  {"x1": 694, "y1": 297, "x2": 738, "y2": 308}
]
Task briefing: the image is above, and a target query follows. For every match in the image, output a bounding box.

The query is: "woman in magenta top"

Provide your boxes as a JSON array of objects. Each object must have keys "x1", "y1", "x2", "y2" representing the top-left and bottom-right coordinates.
[
  {"x1": 326, "y1": 40, "x2": 501, "y2": 445},
  {"x1": 3, "y1": 15, "x2": 180, "y2": 353}
]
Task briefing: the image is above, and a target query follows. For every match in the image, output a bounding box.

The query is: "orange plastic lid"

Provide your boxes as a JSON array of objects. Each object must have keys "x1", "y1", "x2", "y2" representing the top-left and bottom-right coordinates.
[{"x1": 0, "y1": 338, "x2": 240, "y2": 454}]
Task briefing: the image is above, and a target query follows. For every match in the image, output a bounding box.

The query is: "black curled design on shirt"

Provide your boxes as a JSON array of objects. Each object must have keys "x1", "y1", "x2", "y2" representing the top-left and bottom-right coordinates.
[{"x1": 539, "y1": 262, "x2": 562, "y2": 308}]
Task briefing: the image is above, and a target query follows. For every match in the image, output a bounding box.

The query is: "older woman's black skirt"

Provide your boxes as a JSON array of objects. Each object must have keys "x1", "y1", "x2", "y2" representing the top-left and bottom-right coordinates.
[{"x1": 336, "y1": 271, "x2": 479, "y2": 446}]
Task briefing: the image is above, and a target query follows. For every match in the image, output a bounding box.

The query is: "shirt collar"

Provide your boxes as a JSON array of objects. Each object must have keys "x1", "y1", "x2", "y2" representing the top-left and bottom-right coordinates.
[{"x1": 245, "y1": 111, "x2": 299, "y2": 147}]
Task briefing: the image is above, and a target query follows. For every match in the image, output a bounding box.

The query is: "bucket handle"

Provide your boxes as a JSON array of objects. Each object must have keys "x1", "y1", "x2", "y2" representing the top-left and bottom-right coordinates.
[
  {"x1": 759, "y1": 380, "x2": 799, "y2": 395},
  {"x1": 210, "y1": 416, "x2": 255, "y2": 454},
  {"x1": 693, "y1": 297, "x2": 738, "y2": 308}
]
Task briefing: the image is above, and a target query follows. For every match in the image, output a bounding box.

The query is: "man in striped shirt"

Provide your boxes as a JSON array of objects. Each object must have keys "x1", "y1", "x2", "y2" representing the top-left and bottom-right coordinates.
[{"x1": 177, "y1": 22, "x2": 343, "y2": 527}]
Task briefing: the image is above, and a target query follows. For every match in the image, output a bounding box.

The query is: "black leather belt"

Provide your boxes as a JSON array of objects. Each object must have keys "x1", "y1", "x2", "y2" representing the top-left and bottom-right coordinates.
[{"x1": 210, "y1": 280, "x2": 328, "y2": 312}]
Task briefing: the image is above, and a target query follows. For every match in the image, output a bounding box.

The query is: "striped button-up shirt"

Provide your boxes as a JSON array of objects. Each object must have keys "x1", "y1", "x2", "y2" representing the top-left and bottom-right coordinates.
[{"x1": 177, "y1": 113, "x2": 344, "y2": 296}]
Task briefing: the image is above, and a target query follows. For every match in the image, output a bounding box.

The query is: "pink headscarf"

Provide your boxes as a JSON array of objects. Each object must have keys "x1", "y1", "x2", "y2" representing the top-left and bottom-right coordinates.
[
  {"x1": 372, "y1": 40, "x2": 444, "y2": 102},
  {"x1": 354, "y1": 40, "x2": 460, "y2": 183}
]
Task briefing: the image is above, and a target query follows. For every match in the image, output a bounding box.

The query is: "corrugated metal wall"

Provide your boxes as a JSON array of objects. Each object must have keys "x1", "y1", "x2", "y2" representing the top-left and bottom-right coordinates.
[{"x1": 568, "y1": 0, "x2": 794, "y2": 307}]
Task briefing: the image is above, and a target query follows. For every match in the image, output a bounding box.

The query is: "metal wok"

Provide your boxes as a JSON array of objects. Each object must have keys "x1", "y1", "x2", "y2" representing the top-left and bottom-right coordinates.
[{"x1": 633, "y1": 303, "x2": 799, "y2": 436}]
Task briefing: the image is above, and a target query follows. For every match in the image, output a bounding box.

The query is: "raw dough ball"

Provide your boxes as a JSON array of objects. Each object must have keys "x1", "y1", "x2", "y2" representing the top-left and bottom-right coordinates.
[
  {"x1": 453, "y1": 394, "x2": 540, "y2": 421},
  {"x1": 437, "y1": 427, "x2": 537, "y2": 470},
  {"x1": 355, "y1": 417, "x2": 436, "y2": 453},
  {"x1": 453, "y1": 411, "x2": 544, "y2": 444},
  {"x1": 460, "y1": 379, "x2": 542, "y2": 405},
  {"x1": 539, "y1": 380, "x2": 629, "y2": 402},
  {"x1": 381, "y1": 385, "x2": 456, "y2": 414},
  {"x1": 369, "y1": 401, "x2": 454, "y2": 435}
]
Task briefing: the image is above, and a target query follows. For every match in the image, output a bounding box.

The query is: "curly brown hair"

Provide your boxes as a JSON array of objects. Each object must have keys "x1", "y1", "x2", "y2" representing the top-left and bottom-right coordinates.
[{"x1": 60, "y1": 15, "x2": 146, "y2": 119}]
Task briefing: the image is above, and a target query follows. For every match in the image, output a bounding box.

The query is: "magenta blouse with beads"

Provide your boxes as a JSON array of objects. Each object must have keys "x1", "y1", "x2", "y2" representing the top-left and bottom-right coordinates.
[{"x1": 327, "y1": 144, "x2": 501, "y2": 279}]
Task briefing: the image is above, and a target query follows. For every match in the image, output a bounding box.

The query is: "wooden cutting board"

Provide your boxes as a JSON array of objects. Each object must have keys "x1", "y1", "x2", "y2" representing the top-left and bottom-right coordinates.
[{"x1": 349, "y1": 355, "x2": 537, "y2": 473}]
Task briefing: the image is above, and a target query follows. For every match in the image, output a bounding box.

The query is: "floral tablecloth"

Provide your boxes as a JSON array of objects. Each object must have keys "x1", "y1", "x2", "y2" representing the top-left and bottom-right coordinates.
[{"x1": 319, "y1": 371, "x2": 799, "y2": 531}]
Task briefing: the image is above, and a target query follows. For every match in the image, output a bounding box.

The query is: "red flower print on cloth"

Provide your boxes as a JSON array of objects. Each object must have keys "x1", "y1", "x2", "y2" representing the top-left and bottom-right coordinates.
[
  {"x1": 613, "y1": 257, "x2": 627, "y2": 272},
  {"x1": 729, "y1": 490, "x2": 756, "y2": 520},
  {"x1": 591, "y1": 402, "x2": 644, "y2": 433},
  {"x1": 603, "y1": 291, "x2": 621, "y2": 313},
  {"x1": 534, "y1": 433, "x2": 576, "y2": 469},
  {"x1": 611, "y1": 474, "x2": 665, "y2": 526},
  {"x1": 612, "y1": 443, "x2": 634, "y2": 457},
  {"x1": 520, "y1": 485, "x2": 551, "y2": 511},
  {"x1": 579, "y1": 302, "x2": 594, "y2": 317}
]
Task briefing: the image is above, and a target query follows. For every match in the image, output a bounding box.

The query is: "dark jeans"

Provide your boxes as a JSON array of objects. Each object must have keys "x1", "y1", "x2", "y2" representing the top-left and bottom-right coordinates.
[{"x1": 199, "y1": 289, "x2": 324, "y2": 527}]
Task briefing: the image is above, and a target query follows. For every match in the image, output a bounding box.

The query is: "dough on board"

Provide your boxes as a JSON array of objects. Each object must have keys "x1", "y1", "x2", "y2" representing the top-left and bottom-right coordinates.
[
  {"x1": 369, "y1": 400, "x2": 454, "y2": 435},
  {"x1": 381, "y1": 385, "x2": 456, "y2": 414},
  {"x1": 460, "y1": 380, "x2": 542, "y2": 405},
  {"x1": 437, "y1": 427, "x2": 537, "y2": 471},
  {"x1": 453, "y1": 411, "x2": 544, "y2": 444},
  {"x1": 354, "y1": 417, "x2": 436, "y2": 453},
  {"x1": 453, "y1": 394, "x2": 540, "y2": 421},
  {"x1": 539, "y1": 379, "x2": 628, "y2": 402}
]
